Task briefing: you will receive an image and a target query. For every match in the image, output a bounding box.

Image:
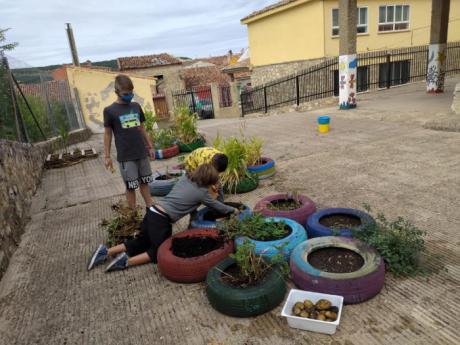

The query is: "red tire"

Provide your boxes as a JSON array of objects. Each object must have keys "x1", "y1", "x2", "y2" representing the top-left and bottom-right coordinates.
[
  {"x1": 155, "y1": 144, "x2": 179, "y2": 159},
  {"x1": 254, "y1": 193, "x2": 316, "y2": 226},
  {"x1": 157, "y1": 228, "x2": 234, "y2": 283}
]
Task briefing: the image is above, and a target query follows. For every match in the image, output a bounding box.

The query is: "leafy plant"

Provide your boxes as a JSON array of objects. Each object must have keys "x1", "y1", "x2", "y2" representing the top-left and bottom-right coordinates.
[
  {"x1": 223, "y1": 241, "x2": 289, "y2": 287},
  {"x1": 57, "y1": 113, "x2": 70, "y2": 153},
  {"x1": 173, "y1": 106, "x2": 200, "y2": 144},
  {"x1": 352, "y1": 204, "x2": 426, "y2": 276},
  {"x1": 144, "y1": 110, "x2": 158, "y2": 138},
  {"x1": 151, "y1": 128, "x2": 176, "y2": 149},
  {"x1": 245, "y1": 136, "x2": 264, "y2": 166},
  {"x1": 219, "y1": 213, "x2": 289, "y2": 241}
]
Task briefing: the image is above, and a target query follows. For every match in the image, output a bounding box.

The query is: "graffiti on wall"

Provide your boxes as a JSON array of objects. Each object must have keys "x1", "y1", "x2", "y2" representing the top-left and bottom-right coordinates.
[
  {"x1": 339, "y1": 54, "x2": 357, "y2": 109},
  {"x1": 427, "y1": 43, "x2": 446, "y2": 93}
]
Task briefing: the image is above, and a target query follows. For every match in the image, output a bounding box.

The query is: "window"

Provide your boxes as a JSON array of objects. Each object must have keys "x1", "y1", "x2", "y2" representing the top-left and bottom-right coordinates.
[
  {"x1": 379, "y1": 5, "x2": 409, "y2": 32},
  {"x1": 154, "y1": 75, "x2": 164, "y2": 80},
  {"x1": 378, "y1": 60, "x2": 410, "y2": 88},
  {"x1": 332, "y1": 8, "x2": 368, "y2": 36}
]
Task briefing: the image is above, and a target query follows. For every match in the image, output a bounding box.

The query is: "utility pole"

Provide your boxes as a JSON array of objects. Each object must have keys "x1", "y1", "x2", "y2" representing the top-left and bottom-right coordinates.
[{"x1": 66, "y1": 23, "x2": 80, "y2": 67}]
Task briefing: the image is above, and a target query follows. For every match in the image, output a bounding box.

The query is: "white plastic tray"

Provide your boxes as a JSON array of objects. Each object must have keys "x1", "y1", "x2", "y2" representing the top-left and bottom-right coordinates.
[{"x1": 281, "y1": 289, "x2": 344, "y2": 335}]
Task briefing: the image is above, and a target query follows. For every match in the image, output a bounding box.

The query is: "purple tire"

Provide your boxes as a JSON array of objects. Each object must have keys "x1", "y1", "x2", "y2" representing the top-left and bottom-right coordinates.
[
  {"x1": 290, "y1": 236, "x2": 385, "y2": 304},
  {"x1": 254, "y1": 193, "x2": 316, "y2": 226}
]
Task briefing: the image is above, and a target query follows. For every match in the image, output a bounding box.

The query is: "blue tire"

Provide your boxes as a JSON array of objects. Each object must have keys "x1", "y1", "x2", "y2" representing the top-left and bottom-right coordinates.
[
  {"x1": 247, "y1": 157, "x2": 276, "y2": 180},
  {"x1": 306, "y1": 208, "x2": 375, "y2": 238},
  {"x1": 190, "y1": 204, "x2": 252, "y2": 229},
  {"x1": 235, "y1": 217, "x2": 307, "y2": 260}
]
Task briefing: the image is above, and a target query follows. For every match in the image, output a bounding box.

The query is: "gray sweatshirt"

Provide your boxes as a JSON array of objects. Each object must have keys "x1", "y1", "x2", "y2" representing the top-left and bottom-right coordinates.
[{"x1": 157, "y1": 175, "x2": 235, "y2": 223}]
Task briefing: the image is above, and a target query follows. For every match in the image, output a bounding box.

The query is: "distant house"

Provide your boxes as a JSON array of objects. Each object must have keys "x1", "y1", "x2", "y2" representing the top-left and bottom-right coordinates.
[{"x1": 51, "y1": 60, "x2": 110, "y2": 81}]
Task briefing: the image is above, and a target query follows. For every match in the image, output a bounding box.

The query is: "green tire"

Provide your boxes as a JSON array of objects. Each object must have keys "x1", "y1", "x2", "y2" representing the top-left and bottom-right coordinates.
[
  {"x1": 224, "y1": 173, "x2": 259, "y2": 194},
  {"x1": 178, "y1": 139, "x2": 206, "y2": 153},
  {"x1": 206, "y1": 257, "x2": 287, "y2": 317}
]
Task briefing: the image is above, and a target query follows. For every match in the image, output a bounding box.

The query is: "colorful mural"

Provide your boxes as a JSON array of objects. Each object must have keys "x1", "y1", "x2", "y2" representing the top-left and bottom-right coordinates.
[
  {"x1": 427, "y1": 43, "x2": 447, "y2": 93},
  {"x1": 339, "y1": 54, "x2": 357, "y2": 110}
]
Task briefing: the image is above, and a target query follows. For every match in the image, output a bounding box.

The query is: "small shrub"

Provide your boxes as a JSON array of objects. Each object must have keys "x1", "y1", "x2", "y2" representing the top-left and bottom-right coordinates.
[
  {"x1": 151, "y1": 128, "x2": 176, "y2": 149},
  {"x1": 173, "y1": 106, "x2": 200, "y2": 144},
  {"x1": 245, "y1": 136, "x2": 264, "y2": 166},
  {"x1": 144, "y1": 110, "x2": 157, "y2": 138}
]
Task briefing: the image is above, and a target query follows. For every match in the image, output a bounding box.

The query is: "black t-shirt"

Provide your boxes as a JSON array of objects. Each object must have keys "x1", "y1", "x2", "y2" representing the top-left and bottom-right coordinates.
[{"x1": 103, "y1": 102, "x2": 147, "y2": 162}]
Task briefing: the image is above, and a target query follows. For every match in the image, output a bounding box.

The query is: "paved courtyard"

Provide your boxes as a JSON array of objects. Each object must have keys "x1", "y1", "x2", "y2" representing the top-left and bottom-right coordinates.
[{"x1": 0, "y1": 78, "x2": 459, "y2": 345}]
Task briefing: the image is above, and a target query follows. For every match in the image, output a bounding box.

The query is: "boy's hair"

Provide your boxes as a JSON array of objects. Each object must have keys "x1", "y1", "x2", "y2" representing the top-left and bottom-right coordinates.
[
  {"x1": 190, "y1": 163, "x2": 219, "y2": 187},
  {"x1": 115, "y1": 74, "x2": 134, "y2": 92},
  {"x1": 212, "y1": 153, "x2": 228, "y2": 173}
]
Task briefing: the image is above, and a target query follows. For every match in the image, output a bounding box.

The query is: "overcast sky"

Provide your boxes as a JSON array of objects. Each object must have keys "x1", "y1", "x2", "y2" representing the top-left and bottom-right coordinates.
[{"x1": 2, "y1": 0, "x2": 276, "y2": 68}]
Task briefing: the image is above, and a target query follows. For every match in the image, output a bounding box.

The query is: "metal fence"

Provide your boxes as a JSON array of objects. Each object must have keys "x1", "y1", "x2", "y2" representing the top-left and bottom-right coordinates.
[
  {"x1": 172, "y1": 86, "x2": 215, "y2": 119},
  {"x1": 241, "y1": 41, "x2": 460, "y2": 116},
  {"x1": 0, "y1": 55, "x2": 83, "y2": 143}
]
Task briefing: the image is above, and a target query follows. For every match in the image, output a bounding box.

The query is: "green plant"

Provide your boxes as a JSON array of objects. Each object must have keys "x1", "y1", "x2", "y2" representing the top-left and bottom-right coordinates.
[
  {"x1": 57, "y1": 113, "x2": 70, "y2": 153},
  {"x1": 245, "y1": 136, "x2": 264, "y2": 166},
  {"x1": 219, "y1": 213, "x2": 289, "y2": 241},
  {"x1": 173, "y1": 106, "x2": 200, "y2": 144},
  {"x1": 152, "y1": 128, "x2": 176, "y2": 149},
  {"x1": 144, "y1": 110, "x2": 157, "y2": 138},
  {"x1": 352, "y1": 204, "x2": 426, "y2": 276}
]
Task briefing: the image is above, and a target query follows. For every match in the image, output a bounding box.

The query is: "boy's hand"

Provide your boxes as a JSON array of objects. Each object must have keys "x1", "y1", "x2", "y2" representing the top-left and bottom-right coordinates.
[
  {"x1": 105, "y1": 157, "x2": 114, "y2": 173},
  {"x1": 149, "y1": 148, "x2": 156, "y2": 161},
  {"x1": 233, "y1": 207, "x2": 241, "y2": 215}
]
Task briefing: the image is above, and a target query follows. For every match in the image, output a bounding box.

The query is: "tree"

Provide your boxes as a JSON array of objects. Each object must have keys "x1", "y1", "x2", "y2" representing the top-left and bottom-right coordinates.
[{"x1": 0, "y1": 28, "x2": 18, "y2": 54}]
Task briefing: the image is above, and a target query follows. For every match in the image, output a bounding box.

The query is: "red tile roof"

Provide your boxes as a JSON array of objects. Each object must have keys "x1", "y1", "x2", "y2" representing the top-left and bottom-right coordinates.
[
  {"x1": 117, "y1": 53, "x2": 182, "y2": 70},
  {"x1": 241, "y1": 0, "x2": 300, "y2": 22},
  {"x1": 181, "y1": 66, "x2": 231, "y2": 88}
]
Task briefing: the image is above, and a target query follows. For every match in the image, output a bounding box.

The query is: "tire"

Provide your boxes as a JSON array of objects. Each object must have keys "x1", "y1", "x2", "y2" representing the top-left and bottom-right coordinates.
[
  {"x1": 206, "y1": 257, "x2": 286, "y2": 317},
  {"x1": 247, "y1": 157, "x2": 276, "y2": 180},
  {"x1": 149, "y1": 168, "x2": 185, "y2": 197},
  {"x1": 155, "y1": 144, "x2": 180, "y2": 159},
  {"x1": 190, "y1": 203, "x2": 252, "y2": 229},
  {"x1": 306, "y1": 208, "x2": 375, "y2": 238},
  {"x1": 157, "y1": 228, "x2": 234, "y2": 283},
  {"x1": 178, "y1": 138, "x2": 206, "y2": 153},
  {"x1": 290, "y1": 236, "x2": 385, "y2": 304},
  {"x1": 234, "y1": 217, "x2": 307, "y2": 260},
  {"x1": 254, "y1": 193, "x2": 316, "y2": 226},
  {"x1": 224, "y1": 173, "x2": 259, "y2": 194}
]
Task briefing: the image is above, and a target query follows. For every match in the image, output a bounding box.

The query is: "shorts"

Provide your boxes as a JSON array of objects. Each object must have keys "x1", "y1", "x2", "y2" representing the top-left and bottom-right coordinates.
[{"x1": 118, "y1": 157, "x2": 153, "y2": 190}]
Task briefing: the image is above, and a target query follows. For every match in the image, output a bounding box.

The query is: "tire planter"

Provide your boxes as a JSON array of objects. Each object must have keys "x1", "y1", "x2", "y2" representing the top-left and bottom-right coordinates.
[
  {"x1": 306, "y1": 208, "x2": 375, "y2": 238},
  {"x1": 254, "y1": 193, "x2": 316, "y2": 226},
  {"x1": 206, "y1": 257, "x2": 286, "y2": 317},
  {"x1": 154, "y1": 144, "x2": 180, "y2": 159},
  {"x1": 190, "y1": 203, "x2": 252, "y2": 229},
  {"x1": 235, "y1": 217, "x2": 307, "y2": 260},
  {"x1": 290, "y1": 236, "x2": 385, "y2": 304},
  {"x1": 178, "y1": 138, "x2": 206, "y2": 153},
  {"x1": 157, "y1": 228, "x2": 234, "y2": 283},
  {"x1": 247, "y1": 157, "x2": 276, "y2": 180},
  {"x1": 149, "y1": 168, "x2": 185, "y2": 196},
  {"x1": 224, "y1": 173, "x2": 259, "y2": 194}
]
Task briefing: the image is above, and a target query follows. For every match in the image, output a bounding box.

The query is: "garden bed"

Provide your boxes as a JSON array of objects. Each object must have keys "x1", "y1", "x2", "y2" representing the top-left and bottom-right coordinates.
[{"x1": 45, "y1": 148, "x2": 98, "y2": 169}]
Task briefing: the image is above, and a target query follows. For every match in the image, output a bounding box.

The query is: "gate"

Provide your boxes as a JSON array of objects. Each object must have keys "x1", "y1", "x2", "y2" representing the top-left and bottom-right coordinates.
[
  {"x1": 172, "y1": 85, "x2": 214, "y2": 119},
  {"x1": 152, "y1": 94, "x2": 169, "y2": 119}
]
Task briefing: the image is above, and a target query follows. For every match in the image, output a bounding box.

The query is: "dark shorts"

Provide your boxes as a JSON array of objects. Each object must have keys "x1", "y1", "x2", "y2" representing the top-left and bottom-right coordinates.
[
  {"x1": 124, "y1": 205, "x2": 172, "y2": 263},
  {"x1": 118, "y1": 157, "x2": 153, "y2": 190}
]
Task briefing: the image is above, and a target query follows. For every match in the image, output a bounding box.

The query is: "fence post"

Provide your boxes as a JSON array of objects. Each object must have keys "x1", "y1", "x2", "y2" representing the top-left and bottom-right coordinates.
[
  {"x1": 190, "y1": 90, "x2": 196, "y2": 114},
  {"x1": 263, "y1": 86, "x2": 267, "y2": 113},
  {"x1": 296, "y1": 75, "x2": 300, "y2": 106},
  {"x1": 386, "y1": 54, "x2": 392, "y2": 89}
]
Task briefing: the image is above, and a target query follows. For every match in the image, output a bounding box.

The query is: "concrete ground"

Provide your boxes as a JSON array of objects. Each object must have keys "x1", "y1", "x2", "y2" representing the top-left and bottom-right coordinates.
[{"x1": 1, "y1": 78, "x2": 459, "y2": 345}]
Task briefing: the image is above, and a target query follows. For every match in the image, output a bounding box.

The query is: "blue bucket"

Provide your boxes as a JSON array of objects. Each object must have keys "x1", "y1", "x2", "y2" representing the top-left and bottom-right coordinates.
[{"x1": 317, "y1": 116, "x2": 330, "y2": 125}]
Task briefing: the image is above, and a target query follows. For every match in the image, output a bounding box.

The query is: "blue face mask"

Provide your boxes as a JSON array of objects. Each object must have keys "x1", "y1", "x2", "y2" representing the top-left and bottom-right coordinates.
[{"x1": 121, "y1": 93, "x2": 134, "y2": 103}]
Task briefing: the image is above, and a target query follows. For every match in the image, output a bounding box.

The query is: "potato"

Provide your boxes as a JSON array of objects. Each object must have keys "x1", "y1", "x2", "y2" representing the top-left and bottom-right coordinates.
[
  {"x1": 294, "y1": 302, "x2": 305, "y2": 310},
  {"x1": 329, "y1": 306, "x2": 339, "y2": 313},
  {"x1": 292, "y1": 307, "x2": 302, "y2": 316},
  {"x1": 300, "y1": 311, "x2": 310, "y2": 318},
  {"x1": 317, "y1": 314, "x2": 327, "y2": 321},
  {"x1": 303, "y1": 299, "x2": 314, "y2": 309},
  {"x1": 315, "y1": 299, "x2": 332, "y2": 310},
  {"x1": 324, "y1": 311, "x2": 338, "y2": 321},
  {"x1": 309, "y1": 310, "x2": 319, "y2": 319}
]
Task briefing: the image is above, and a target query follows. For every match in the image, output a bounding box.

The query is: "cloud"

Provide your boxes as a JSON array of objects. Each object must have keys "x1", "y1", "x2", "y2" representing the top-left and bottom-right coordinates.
[{"x1": 3, "y1": 0, "x2": 276, "y2": 67}]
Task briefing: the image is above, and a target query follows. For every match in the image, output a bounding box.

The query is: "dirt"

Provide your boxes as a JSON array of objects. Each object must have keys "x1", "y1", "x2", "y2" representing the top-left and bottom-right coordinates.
[
  {"x1": 319, "y1": 213, "x2": 362, "y2": 229},
  {"x1": 254, "y1": 158, "x2": 268, "y2": 166},
  {"x1": 308, "y1": 247, "x2": 364, "y2": 273},
  {"x1": 221, "y1": 263, "x2": 270, "y2": 288},
  {"x1": 101, "y1": 201, "x2": 143, "y2": 246},
  {"x1": 202, "y1": 202, "x2": 244, "y2": 221},
  {"x1": 267, "y1": 198, "x2": 302, "y2": 211},
  {"x1": 171, "y1": 235, "x2": 224, "y2": 258}
]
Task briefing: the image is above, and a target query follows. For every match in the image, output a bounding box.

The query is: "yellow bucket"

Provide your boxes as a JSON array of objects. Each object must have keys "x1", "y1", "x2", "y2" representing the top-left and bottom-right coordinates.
[{"x1": 318, "y1": 124, "x2": 329, "y2": 133}]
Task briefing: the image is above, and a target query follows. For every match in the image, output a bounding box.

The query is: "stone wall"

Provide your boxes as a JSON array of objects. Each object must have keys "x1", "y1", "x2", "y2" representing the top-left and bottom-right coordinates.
[
  {"x1": 0, "y1": 128, "x2": 91, "y2": 279},
  {"x1": 251, "y1": 58, "x2": 326, "y2": 86}
]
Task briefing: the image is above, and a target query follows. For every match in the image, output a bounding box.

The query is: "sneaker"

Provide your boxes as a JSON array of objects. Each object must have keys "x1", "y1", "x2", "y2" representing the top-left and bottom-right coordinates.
[
  {"x1": 87, "y1": 244, "x2": 108, "y2": 271},
  {"x1": 105, "y1": 253, "x2": 128, "y2": 272}
]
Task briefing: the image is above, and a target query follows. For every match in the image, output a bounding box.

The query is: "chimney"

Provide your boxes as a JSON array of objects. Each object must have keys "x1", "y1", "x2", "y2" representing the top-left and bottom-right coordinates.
[{"x1": 227, "y1": 49, "x2": 233, "y2": 64}]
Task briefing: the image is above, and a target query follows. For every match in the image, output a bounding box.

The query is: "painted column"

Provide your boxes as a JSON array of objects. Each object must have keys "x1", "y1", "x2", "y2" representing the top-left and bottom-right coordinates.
[
  {"x1": 427, "y1": 0, "x2": 450, "y2": 93},
  {"x1": 338, "y1": 0, "x2": 357, "y2": 109}
]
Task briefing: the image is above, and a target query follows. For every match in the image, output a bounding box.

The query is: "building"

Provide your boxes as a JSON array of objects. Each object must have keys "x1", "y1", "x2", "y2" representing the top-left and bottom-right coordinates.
[{"x1": 241, "y1": 0, "x2": 460, "y2": 85}]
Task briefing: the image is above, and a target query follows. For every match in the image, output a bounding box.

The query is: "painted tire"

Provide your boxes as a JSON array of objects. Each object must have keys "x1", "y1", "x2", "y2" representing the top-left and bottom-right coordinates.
[
  {"x1": 178, "y1": 138, "x2": 206, "y2": 153},
  {"x1": 206, "y1": 257, "x2": 286, "y2": 317},
  {"x1": 247, "y1": 157, "x2": 276, "y2": 180},
  {"x1": 157, "y1": 228, "x2": 234, "y2": 283},
  {"x1": 306, "y1": 208, "x2": 375, "y2": 238},
  {"x1": 155, "y1": 144, "x2": 180, "y2": 159},
  {"x1": 224, "y1": 173, "x2": 259, "y2": 194},
  {"x1": 254, "y1": 193, "x2": 316, "y2": 226},
  {"x1": 235, "y1": 217, "x2": 307, "y2": 260},
  {"x1": 149, "y1": 168, "x2": 185, "y2": 196},
  {"x1": 190, "y1": 203, "x2": 252, "y2": 229},
  {"x1": 290, "y1": 236, "x2": 385, "y2": 304}
]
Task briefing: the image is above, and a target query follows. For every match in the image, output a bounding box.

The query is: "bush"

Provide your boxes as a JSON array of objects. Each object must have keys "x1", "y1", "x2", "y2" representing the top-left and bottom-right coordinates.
[
  {"x1": 152, "y1": 128, "x2": 176, "y2": 149},
  {"x1": 173, "y1": 106, "x2": 200, "y2": 144}
]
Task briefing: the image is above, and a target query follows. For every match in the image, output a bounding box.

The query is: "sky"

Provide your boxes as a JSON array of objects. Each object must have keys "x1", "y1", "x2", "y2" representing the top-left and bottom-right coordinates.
[{"x1": 1, "y1": 0, "x2": 276, "y2": 68}]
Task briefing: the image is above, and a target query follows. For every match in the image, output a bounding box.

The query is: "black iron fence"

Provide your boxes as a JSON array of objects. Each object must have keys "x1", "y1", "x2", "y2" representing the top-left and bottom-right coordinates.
[
  {"x1": 172, "y1": 86, "x2": 215, "y2": 119},
  {"x1": 241, "y1": 41, "x2": 460, "y2": 116}
]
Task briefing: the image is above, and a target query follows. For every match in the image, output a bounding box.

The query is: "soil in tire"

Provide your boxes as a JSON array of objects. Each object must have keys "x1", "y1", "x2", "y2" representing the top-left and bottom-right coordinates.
[
  {"x1": 221, "y1": 263, "x2": 270, "y2": 288},
  {"x1": 171, "y1": 236, "x2": 224, "y2": 258},
  {"x1": 267, "y1": 198, "x2": 302, "y2": 211},
  {"x1": 308, "y1": 247, "x2": 364, "y2": 273},
  {"x1": 202, "y1": 202, "x2": 245, "y2": 221},
  {"x1": 319, "y1": 214, "x2": 362, "y2": 228}
]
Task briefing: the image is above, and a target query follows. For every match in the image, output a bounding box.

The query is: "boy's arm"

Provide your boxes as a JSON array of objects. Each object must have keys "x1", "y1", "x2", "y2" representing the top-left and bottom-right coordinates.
[
  {"x1": 139, "y1": 124, "x2": 155, "y2": 160},
  {"x1": 104, "y1": 127, "x2": 114, "y2": 171},
  {"x1": 201, "y1": 190, "x2": 236, "y2": 214}
]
